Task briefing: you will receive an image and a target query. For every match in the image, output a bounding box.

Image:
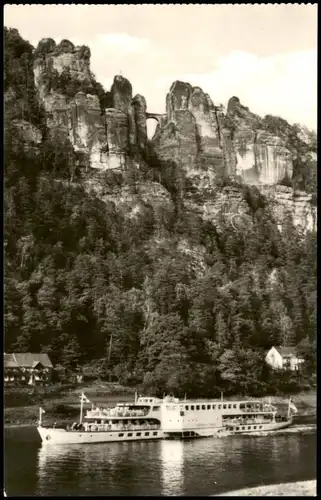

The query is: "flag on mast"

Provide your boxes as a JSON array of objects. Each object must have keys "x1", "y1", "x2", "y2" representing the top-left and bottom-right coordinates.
[
  {"x1": 79, "y1": 392, "x2": 91, "y2": 404},
  {"x1": 38, "y1": 407, "x2": 46, "y2": 426},
  {"x1": 289, "y1": 399, "x2": 298, "y2": 413}
]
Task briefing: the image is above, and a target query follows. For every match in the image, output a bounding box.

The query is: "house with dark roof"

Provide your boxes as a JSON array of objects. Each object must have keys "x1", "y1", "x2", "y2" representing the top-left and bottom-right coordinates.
[
  {"x1": 4, "y1": 353, "x2": 54, "y2": 385},
  {"x1": 265, "y1": 346, "x2": 305, "y2": 371}
]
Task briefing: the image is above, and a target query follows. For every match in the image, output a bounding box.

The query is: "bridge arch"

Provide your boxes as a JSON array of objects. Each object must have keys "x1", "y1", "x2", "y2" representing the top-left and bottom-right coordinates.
[{"x1": 146, "y1": 112, "x2": 164, "y2": 140}]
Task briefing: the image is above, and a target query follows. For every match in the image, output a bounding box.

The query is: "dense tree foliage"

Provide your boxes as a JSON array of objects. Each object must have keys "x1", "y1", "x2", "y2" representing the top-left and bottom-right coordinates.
[
  {"x1": 4, "y1": 28, "x2": 317, "y2": 398},
  {"x1": 4, "y1": 27, "x2": 46, "y2": 127}
]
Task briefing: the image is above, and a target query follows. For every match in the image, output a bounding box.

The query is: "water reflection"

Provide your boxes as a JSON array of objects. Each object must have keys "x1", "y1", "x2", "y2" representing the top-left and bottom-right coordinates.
[
  {"x1": 160, "y1": 440, "x2": 184, "y2": 495},
  {"x1": 37, "y1": 440, "x2": 164, "y2": 496},
  {"x1": 4, "y1": 426, "x2": 316, "y2": 497}
]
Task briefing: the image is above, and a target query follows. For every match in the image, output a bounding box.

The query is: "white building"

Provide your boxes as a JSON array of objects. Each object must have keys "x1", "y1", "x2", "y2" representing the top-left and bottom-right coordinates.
[{"x1": 265, "y1": 346, "x2": 305, "y2": 371}]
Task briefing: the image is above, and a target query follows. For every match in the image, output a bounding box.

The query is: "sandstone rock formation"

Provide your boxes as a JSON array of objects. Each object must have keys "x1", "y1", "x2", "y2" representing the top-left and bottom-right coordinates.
[
  {"x1": 260, "y1": 185, "x2": 317, "y2": 232},
  {"x1": 154, "y1": 81, "x2": 225, "y2": 182},
  {"x1": 227, "y1": 97, "x2": 293, "y2": 185},
  {"x1": 11, "y1": 119, "x2": 42, "y2": 146},
  {"x1": 33, "y1": 39, "x2": 147, "y2": 171},
  {"x1": 153, "y1": 83, "x2": 294, "y2": 188},
  {"x1": 31, "y1": 38, "x2": 316, "y2": 233}
]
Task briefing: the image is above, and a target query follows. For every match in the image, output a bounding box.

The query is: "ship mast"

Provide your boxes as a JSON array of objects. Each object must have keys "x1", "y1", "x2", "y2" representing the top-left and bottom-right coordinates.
[
  {"x1": 107, "y1": 333, "x2": 113, "y2": 383},
  {"x1": 79, "y1": 396, "x2": 84, "y2": 424}
]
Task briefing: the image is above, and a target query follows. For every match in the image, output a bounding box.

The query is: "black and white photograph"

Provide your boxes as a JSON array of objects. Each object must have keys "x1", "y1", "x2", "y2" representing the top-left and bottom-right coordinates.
[{"x1": 4, "y1": 4, "x2": 317, "y2": 496}]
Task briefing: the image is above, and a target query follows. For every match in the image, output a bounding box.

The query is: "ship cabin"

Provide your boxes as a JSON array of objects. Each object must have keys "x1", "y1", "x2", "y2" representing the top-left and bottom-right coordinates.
[
  {"x1": 164, "y1": 399, "x2": 277, "y2": 415},
  {"x1": 136, "y1": 397, "x2": 162, "y2": 405},
  {"x1": 221, "y1": 400, "x2": 278, "y2": 429},
  {"x1": 160, "y1": 398, "x2": 279, "y2": 436},
  {"x1": 82, "y1": 398, "x2": 162, "y2": 434}
]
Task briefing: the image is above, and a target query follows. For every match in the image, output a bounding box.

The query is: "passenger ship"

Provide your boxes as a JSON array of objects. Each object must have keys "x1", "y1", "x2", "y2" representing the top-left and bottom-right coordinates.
[
  {"x1": 37, "y1": 394, "x2": 164, "y2": 444},
  {"x1": 37, "y1": 393, "x2": 296, "y2": 444}
]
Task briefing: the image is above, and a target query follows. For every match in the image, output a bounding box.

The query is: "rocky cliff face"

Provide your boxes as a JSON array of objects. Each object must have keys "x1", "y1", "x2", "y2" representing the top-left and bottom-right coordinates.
[
  {"x1": 226, "y1": 97, "x2": 293, "y2": 185},
  {"x1": 151, "y1": 81, "x2": 315, "y2": 231},
  {"x1": 33, "y1": 39, "x2": 147, "y2": 171},
  {"x1": 153, "y1": 81, "x2": 225, "y2": 185},
  {"x1": 260, "y1": 185, "x2": 317, "y2": 232},
  {"x1": 31, "y1": 38, "x2": 316, "y2": 233},
  {"x1": 152, "y1": 82, "x2": 294, "y2": 188}
]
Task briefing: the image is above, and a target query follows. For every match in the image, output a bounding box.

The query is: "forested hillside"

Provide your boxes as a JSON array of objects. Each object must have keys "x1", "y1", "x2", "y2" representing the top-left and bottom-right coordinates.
[{"x1": 4, "y1": 28, "x2": 317, "y2": 397}]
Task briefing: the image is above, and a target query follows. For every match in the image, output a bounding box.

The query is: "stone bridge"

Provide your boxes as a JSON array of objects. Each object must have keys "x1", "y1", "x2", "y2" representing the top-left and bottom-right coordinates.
[{"x1": 145, "y1": 112, "x2": 167, "y2": 125}]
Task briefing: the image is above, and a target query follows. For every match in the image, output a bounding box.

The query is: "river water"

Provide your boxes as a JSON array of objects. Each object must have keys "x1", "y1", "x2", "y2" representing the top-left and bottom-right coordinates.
[{"x1": 4, "y1": 421, "x2": 316, "y2": 496}]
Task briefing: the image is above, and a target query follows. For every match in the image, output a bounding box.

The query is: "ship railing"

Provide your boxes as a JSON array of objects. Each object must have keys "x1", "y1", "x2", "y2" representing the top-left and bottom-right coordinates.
[
  {"x1": 85, "y1": 423, "x2": 160, "y2": 432},
  {"x1": 86, "y1": 408, "x2": 149, "y2": 418},
  {"x1": 243, "y1": 407, "x2": 274, "y2": 413}
]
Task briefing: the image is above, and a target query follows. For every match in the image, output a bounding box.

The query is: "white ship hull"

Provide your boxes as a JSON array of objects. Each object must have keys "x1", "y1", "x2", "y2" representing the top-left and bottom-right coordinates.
[
  {"x1": 224, "y1": 418, "x2": 293, "y2": 434},
  {"x1": 37, "y1": 426, "x2": 164, "y2": 445},
  {"x1": 163, "y1": 419, "x2": 293, "y2": 439},
  {"x1": 164, "y1": 426, "x2": 225, "y2": 439}
]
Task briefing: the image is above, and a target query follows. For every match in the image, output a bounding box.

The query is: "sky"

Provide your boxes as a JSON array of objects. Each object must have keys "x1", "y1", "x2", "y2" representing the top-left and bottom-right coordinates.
[{"x1": 4, "y1": 4, "x2": 317, "y2": 132}]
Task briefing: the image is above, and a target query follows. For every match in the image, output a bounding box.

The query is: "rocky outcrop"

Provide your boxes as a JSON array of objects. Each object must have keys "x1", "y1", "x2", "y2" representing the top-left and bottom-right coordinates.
[
  {"x1": 33, "y1": 39, "x2": 92, "y2": 99},
  {"x1": 30, "y1": 38, "x2": 315, "y2": 234},
  {"x1": 33, "y1": 39, "x2": 148, "y2": 170},
  {"x1": 184, "y1": 184, "x2": 252, "y2": 231},
  {"x1": 152, "y1": 83, "x2": 294, "y2": 189},
  {"x1": 227, "y1": 97, "x2": 293, "y2": 185},
  {"x1": 11, "y1": 119, "x2": 42, "y2": 145},
  {"x1": 150, "y1": 82, "x2": 315, "y2": 232},
  {"x1": 260, "y1": 185, "x2": 317, "y2": 232},
  {"x1": 154, "y1": 81, "x2": 225, "y2": 181}
]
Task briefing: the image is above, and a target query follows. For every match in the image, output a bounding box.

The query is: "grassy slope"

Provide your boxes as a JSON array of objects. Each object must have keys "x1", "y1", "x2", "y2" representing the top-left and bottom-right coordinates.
[{"x1": 4, "y1": 382, "x2": 136, "y2": 426}]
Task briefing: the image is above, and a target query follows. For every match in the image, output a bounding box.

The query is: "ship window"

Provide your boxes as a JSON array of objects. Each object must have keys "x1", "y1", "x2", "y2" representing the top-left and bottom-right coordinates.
[
  {"x1": 236, "y1": 427, "x2": 240, "y2": 430},
  {"x1": 233, "y1": 404, "x2": 237, "y2": 409},
  {"x1": 223, "y1": 404, "x2": 227, "y2": 409},
  {"x1": 248, "y1": 426, "x2": 251, "y2": 430},
  {"x1": 136, "y1": 432, "x2": 141, "y2": 436},
  {"x1": 119, "y1": 433, "x2": 124, "y2": 437},
  {"x1": 218, "y1": 405, "x2": 221, "y2": 409},
  {"x1": 202, "y1": 405, "x2": 206, "y2": 410},
  {"x1": 196, "y1": 405, "x2": 200, "y2": 410},
  {"x1": 180, "y1": 411, "x2": 185, "y2": 416},
  {"x1": 242, "y1": 427, "x2": 245, "y2": 430},
  {"x1": 228, "y1": 404, "x2": 231, "y2": 409},
  {"x1": 254, "y1": 426, "x2": 257, "y2": 429},
  {"x1": 185, "y1": 405, "x2": 189, "y2": 410},
  {"x1": 153, "y1": 432, "x2": 158, "y2": 436},
  {"x1": 212, "y1": 405, "x2": 216, "y2": 410},
  {"x1": 207, "y1": 405, "x2": 211, "y2": 410},
  {"x1": 128, "y1": 433, "x2": 133, "y2": 437},
  {"x1": 145, "y1": 432, "x2": 150, "y2": 436},
  {"x1": 259, "y1": 426, "x2": 262, "y2": 429},
  {"x1": 191, "y1": 405, "x2": 194, "y2": 410}
]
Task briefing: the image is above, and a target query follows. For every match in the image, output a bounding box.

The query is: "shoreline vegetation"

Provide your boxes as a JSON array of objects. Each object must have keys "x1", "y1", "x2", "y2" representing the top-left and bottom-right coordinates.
[
  {"x1": 216, "y1": 479, "x2": 316, "y2": 496},
  {"x1": 4, "y1": 383, "x2": 316, "y2": 427}
]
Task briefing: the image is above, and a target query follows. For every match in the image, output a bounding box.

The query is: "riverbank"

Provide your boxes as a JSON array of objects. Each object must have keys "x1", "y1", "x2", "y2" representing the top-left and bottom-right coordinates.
[
  {"x1": 4, "y1": 382, "x2": 135, "y2": 426},
  {"x1": 4, "y1": 385, "x2": 316, "y2": 427},
  {"x1": 217, "y1": 479, "x2": 316, "y2": 496}
]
